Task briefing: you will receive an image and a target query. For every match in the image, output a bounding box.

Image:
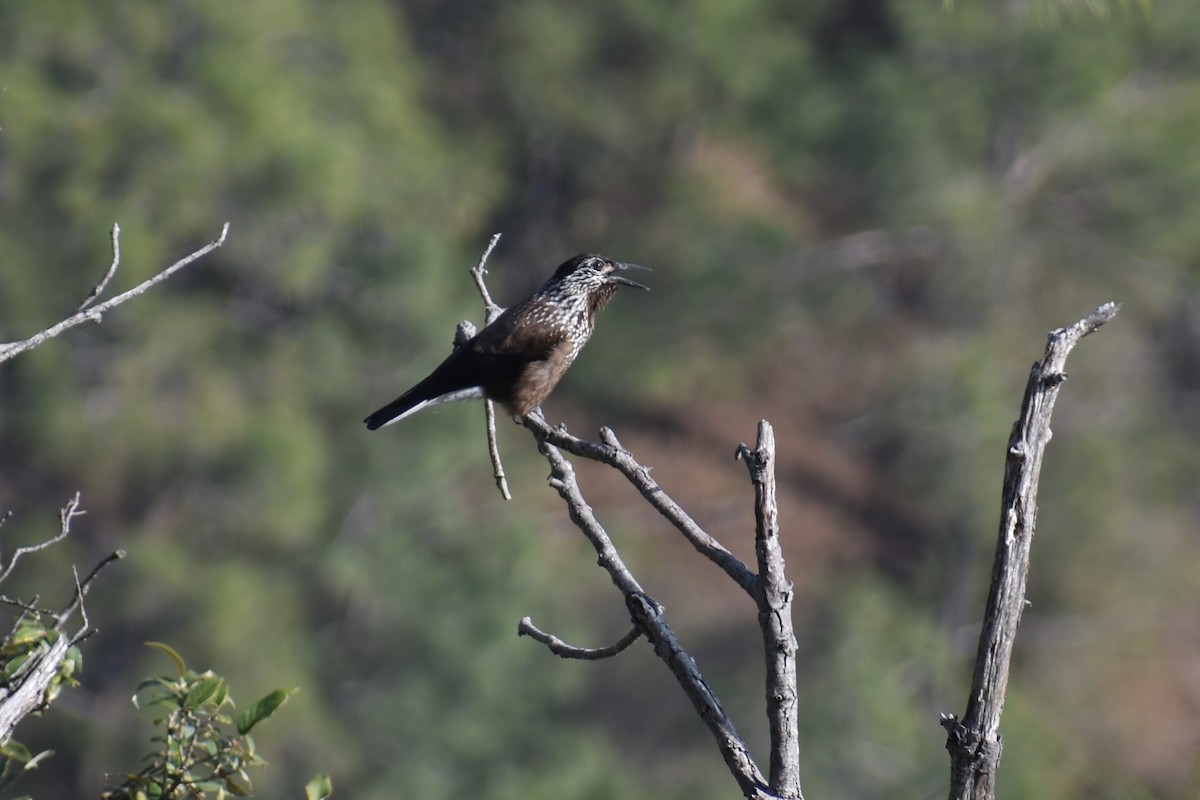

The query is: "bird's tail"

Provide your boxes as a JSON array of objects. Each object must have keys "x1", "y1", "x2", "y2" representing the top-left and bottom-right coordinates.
[
  {"x1": 363, "y1": 394, "x2": 433, "y2": 430},
  {"x1": 364, "y1": 385, "x2": 486, "y2": 430}
]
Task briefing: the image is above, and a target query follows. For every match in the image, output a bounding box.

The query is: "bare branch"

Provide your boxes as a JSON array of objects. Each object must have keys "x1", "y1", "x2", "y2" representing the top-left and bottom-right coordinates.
[
  {"x1": 523, "y1": 413, "x2": 758, "y2": 596},
  {"x1": 624, "y1": 591, "x2": 773, "y2": 799},
  {"x1": 57, "y1": 549, "x2": 126, "y2": 634},
  {"x1": 536, "y1": 436, "x2": 644, "y2": 597},
  {"x1": 737, "y1": 422, "x2": 802, "y2": 800},
  {"x1": 0, "y1": 596, "x2": 56, "y2": 616},
  {"x1": 469, "y1": 233, "x2": 505, "y2": 323},
  {"x1": 464, "y1": 234, "x2": 512, "y2": 500},
  {"x1": 0, "y1": 493, "x2": 84, "y2": 588},
  {"x1": 944, "y1": 301, "x2": 1120, "y2": 800},
  {"x1": 484, "y1": 400, "x2": 512, "y2": 500},
  {"x1": 0, "y1": 495, "x2": 122, "y2": 745},
  {"x1": 518, "y1": 617, "x2": 641, "y2": 660},
  {"x1": 0, "y1": 222, "x2": 230, "y2": 365},
  {"x1": 78, "y1": 223, "x2": 122, "y2": 311},
  {"x1": 0, "y1": 634, "x2": 70, "y2": 745},
  {"x1": 526, "y1": 420, "x2": 774, "y2": 799},
  {"x1": 70, "y1": 566, "x2": 89, "y2": 636}
]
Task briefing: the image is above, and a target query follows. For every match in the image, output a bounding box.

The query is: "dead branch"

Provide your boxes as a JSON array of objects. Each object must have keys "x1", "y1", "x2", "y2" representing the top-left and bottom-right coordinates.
[
  {"x1": 0, "y1": 222, "x2": 230, "y2": 365},
  {"x1": 523, "y1": 415, "x2": 758, "y2": 595},
  {"x1": 459, "y1": 241, "x2": 796, "y2": 796},
  {"x1": 0, "y1": 634, "x2": 70, "y2": 745},
  {"x1": 78, "y1": 223, "x2": 123, "y2": 311},
  {"x1": 518, "y1": 617, "x2": 641, "y2": 660},
  {"x1": 737, "y1": 422, "x2": 802, "y2": 799},
  {"x1": 527, "y1": 420, "x2": 774, "y2": 799},
  {"x1": 58, "y1": 548, "x2": 126, "y2": 638},
  {"x1": 0, "y1": 495, "x2": 124, "y2": 745},
  {"x1": 465, "y1": 233, "x2": 511, "y2": 500},
  {"x1": 942, "y1": 301, "x2": 1120, "y2": 800},
  {"x1": 0, "y1": 492, "x2": 84, "y2": 588}
]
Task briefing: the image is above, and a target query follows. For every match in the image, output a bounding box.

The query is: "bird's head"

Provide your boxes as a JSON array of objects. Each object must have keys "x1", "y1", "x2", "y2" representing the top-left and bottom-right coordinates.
[{"x1": 550, "y1": 254, "x2": 651, "y2": 292}]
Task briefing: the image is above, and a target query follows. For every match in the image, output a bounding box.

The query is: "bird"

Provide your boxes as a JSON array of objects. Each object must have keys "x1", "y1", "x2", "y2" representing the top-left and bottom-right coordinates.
[{"x1": 364, "y1": 253, "x2": 649, "y2": 430}]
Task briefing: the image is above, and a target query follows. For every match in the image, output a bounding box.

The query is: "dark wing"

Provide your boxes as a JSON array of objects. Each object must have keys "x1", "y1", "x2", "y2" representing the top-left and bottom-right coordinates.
[
  {"x1": 470, "y1": 299, "x2": 566, "y2": 362},
  {"x1": 363, "y1": 301, "x2": 563, "y2": 429}
]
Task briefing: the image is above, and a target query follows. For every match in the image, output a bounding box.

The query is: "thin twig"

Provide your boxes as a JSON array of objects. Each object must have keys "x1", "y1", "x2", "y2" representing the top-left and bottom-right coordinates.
[
  {"x1": 523, "y1": 413, "x2": 758, "y2": 596},
  {"x1": 0, "y1": 493, "x2": 84, "y2": 588},
  {"x1": 0, "y1": 596, "x2": 57, "y2": 616},
  {"x1": 466, "y1": 233, "x2": 512, "y2": 500},
  {"x1": 943, "y1": 301, "x2": 1120, "y2": 800},
  {"x1": 485, "y1": 401, "x2": 512, "y2": 500},
  {"x1": 0, "y1": 223, "x2": 230, "y2": 365},
  {"x1": 70, "y1": 565, "x2": 90, "y2": 635},
  {"x1": 518, "y1": 617, "x2": 641, "y2": 660},
  {"x1": 57, "y1": 549, "x2": 126, "y2": 632},
  {"x1": 78, "y1": 223, "x2": 122, "y2": 311},
  {"x1": 470, "y1": 233, "x2": 505, "y2": 322}
]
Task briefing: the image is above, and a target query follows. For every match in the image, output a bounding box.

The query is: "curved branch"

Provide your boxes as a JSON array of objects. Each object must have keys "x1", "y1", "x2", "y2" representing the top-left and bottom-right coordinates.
[
  {"x1": 518, "y1": 617, "x2": 641, "y2": 660},
  {"x1": 944, "y1": 301, "x2": 1120, "y2": 800},
  {"x1": 78, "y1": 222, "x2": 122, "y2": 312}
]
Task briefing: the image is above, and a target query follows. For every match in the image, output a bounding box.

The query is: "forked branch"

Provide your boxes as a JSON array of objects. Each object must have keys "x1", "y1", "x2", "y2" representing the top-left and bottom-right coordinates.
[
  {"x1": 0, "y1": 495, "x2": 125, "y2": 745},
  {"x1": 524, "y1": 415, "x2": 774, "y2": 798},
  {"x1": 0, "y1": 223, "x2": 230, "y2": 365},
  {"x1": 456, "y1": 240, "x2": 801, "y2": 798}
]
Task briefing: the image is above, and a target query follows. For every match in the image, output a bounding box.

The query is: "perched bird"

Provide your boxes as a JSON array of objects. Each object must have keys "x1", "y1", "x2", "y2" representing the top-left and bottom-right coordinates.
[{"x1": 364, "y1": 253, "x2": 649, "y2": 430}]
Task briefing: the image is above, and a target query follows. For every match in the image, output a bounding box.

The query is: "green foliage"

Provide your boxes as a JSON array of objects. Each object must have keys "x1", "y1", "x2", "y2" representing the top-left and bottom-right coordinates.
[
  {"x1": 0, "y1": 611, "x2": 82, "y2": 793},
  {"x1": 100, "y1": 643, "x2": 306, "y2": 800},
  {"x1": 0, "y1": 617, "x2": 82, "y2": 706},
  {"x1": 0, "y1": 738, "x2": 50, "y2": 797},
  {"x1": 303, "y1": 773, "x2": 332, "y2": 800}
]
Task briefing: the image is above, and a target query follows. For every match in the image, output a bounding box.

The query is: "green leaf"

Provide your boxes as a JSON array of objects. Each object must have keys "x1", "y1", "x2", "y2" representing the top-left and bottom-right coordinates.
[
  {"x1": 223, "y1": 771, "x2": 252, "y2": 796},
  {"x1": 236, "y1": 687, "x2": 296, "y2": 734},
  {"x1": 211, "y1": 679, "x2": 229, "y2": 707},
  {"x1": 132, "y1": 677, "x2": 183, "y2": 709},
  {"x1": 6, "y1": 621, "x2": 49, "y2": 649},
  {"x1": 304, "y1": 772, "x2": 333, "y2": 800},
  {"x1": 1, "y1": 652, "x2": 33, "y2": 680},
  {"x1": 0, "y1": 741, "x2": 31, "y2": 764},
  {"x1": 144, "y1": 642, "x2": 187, "y2": 676},
  {"x1": 185, "y1": 674, "x2": 226, "y2": 708}
]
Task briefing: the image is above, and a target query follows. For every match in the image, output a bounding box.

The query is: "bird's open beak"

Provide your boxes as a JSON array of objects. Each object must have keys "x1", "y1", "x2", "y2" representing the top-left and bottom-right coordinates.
[{"x1": 607, "y1": 261, "x2": 651, "y2": 291}]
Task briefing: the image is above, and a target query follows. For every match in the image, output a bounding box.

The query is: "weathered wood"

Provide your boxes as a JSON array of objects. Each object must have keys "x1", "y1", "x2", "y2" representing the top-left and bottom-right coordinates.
[{"x1": 944, "y1": 302, "x2": 1119, "y2": 800}]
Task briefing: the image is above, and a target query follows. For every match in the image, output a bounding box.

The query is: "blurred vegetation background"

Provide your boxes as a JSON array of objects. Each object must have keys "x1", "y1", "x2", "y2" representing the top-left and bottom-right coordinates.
[{"x1": 1, "y1": 1, "x2": 1198, "y2": 798}]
